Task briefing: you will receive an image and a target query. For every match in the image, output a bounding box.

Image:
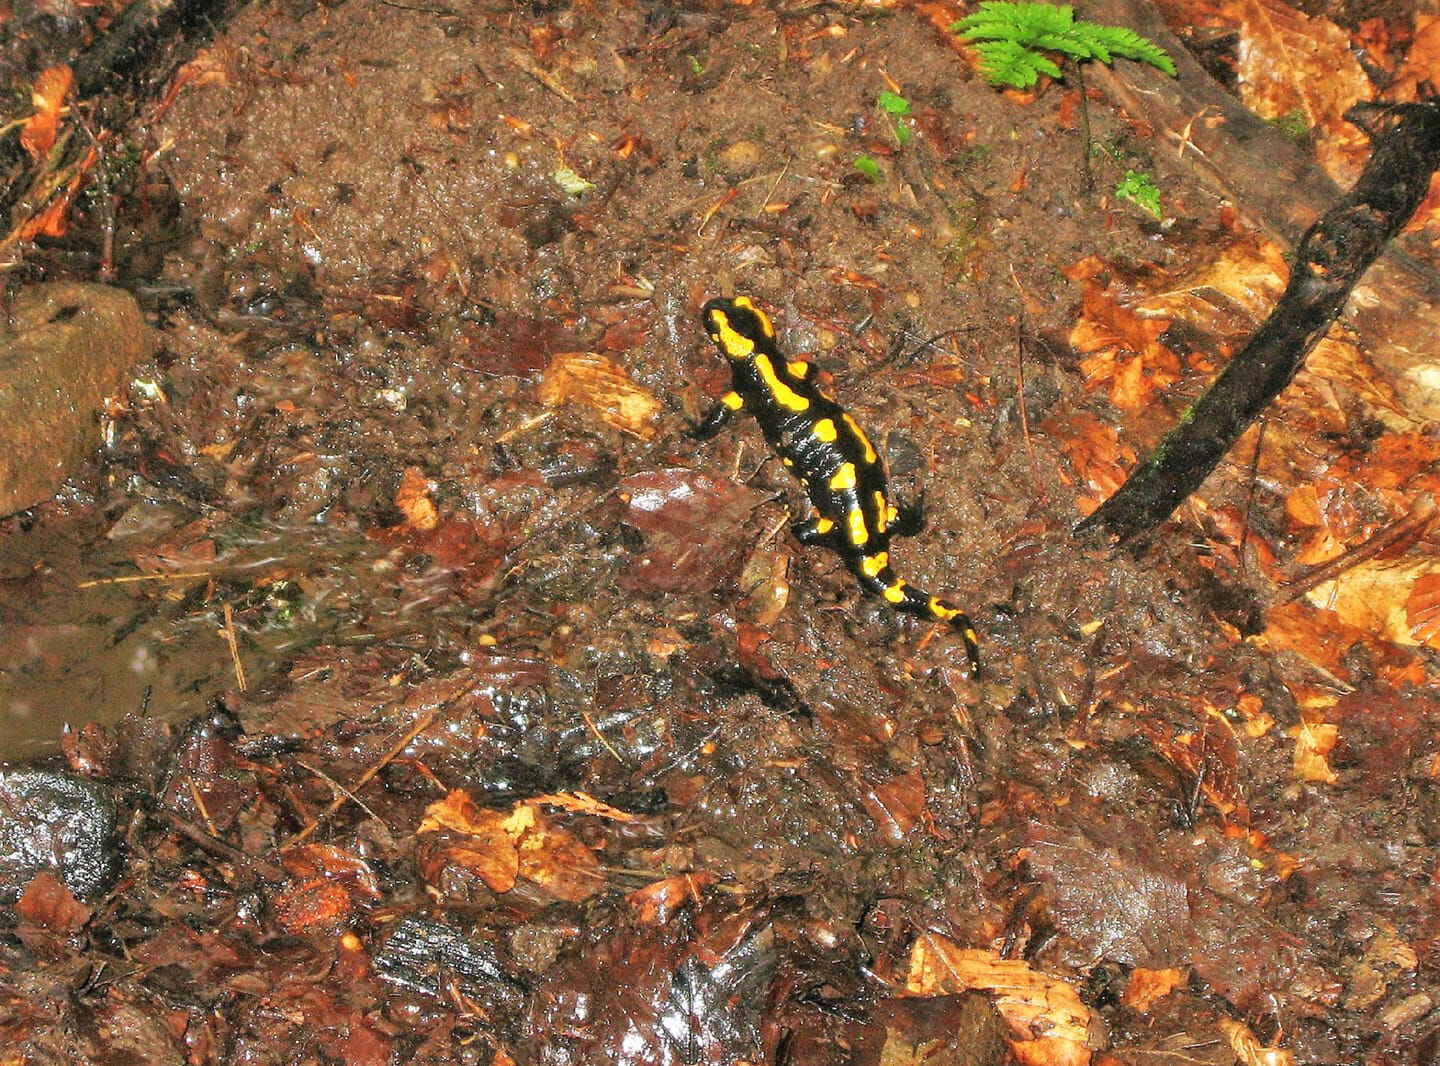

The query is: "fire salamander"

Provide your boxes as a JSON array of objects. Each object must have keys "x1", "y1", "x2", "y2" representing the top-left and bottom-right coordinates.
[{"x1": 693, "y1": 295, "x2": 981, "y2": 679}]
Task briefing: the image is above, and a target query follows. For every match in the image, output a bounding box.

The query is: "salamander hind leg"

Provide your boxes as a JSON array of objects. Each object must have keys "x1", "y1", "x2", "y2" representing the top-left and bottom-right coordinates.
[{"x1": 889, "y1": 490, "x2": 925, "y2": 538}]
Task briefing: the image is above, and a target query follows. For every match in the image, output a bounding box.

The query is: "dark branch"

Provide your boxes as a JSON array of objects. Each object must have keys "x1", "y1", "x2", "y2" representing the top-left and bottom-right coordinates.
[{"x1": 1077, "y1": 100, "x2": 1440, "y2": 546}]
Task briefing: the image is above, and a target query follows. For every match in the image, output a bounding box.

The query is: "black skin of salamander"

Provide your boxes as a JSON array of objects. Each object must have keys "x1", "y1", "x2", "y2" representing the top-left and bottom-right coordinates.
[{"x1": 692, "y1": 296, "x2": 981, "y2": 679}]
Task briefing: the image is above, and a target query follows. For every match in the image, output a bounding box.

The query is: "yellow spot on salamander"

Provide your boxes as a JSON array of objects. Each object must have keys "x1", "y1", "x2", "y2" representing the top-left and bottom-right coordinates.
[
  {"x1": 928, "y1": 597, "x2": 960, "y2": 621},
  {"x1": 829, "y1": 462, "x2": 857, "y2": 492},
  {"x1": 733, "y1": 296, "x2": 775, "y2": 337},
  {"x1": 846, "y1": 508, "x2": 869, "y2": 547},
  {"x1": 814, "y1": 517, "x2": 834, "y2": 535},
  {"x1": 754, "y1": 353, "x2": 811, "y2": 413},
  {"x1": 782, "y1": 457, "x2": 794, "y2": 467},
  {"x1": 787, "y1": 360, "x2": 809, "y2": 378},
  {"x1": 842, "y1": 413, "x2": 878, "y2": 464},
  {"x1": 883, "y1": 581, "x2": 907, "y2": 604},
  {"x1": 860, "y1": 551, "x2": 889, "y2": 578},
  {"x1": 813, "y1": 418, "x2": 838, "y2": 443},
  {"x1": 873, "y1": 491, "x2": 889, "y2": 530},
  {"x1": 721, "y1": 391, "x2": 744, "y2": 411},
  {"x1": 711, "y1": 313, "x2": 756, "y2": 361}
]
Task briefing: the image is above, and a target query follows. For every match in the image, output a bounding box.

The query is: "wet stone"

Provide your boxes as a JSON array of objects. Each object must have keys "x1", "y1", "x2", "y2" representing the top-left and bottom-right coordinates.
[
  {"x1": 0, "y1": 283, "x2": 154, "y2": 515},
  {"x1": 0, "y1": 769, "x2": 118, "y2": 902}
]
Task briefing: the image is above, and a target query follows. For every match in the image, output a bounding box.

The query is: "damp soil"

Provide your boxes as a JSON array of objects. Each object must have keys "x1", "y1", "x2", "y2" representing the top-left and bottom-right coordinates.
[{"x1": 2, "y1": 3, "x2": 1438, "y2": 1064}]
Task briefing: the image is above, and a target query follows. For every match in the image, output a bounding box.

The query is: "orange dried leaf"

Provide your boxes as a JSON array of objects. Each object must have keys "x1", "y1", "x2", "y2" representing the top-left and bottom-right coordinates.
[
  {"x1": 1219, "y1": 1017, "x2": 1296, "y2": 1066},
  {"x1": 1121, "y1": 967, "x2": 1185, "y2": 1012},
  {"x1": 627, "y1": 872, "x2": 717, "y2": 926},
  {"x1": 1407, "y1": 572, "x2": 1440, "y2": 646},
  {"x1": 1229, "y1": 0, "x2": 1371, "y2": 185},
  {"x1": 906, "y1": 935, "x2": 1094, "y2": 1065},
  {"x1": 511, "y1": 802, "x2": 603, "y2": 903},
  {"x1": 20, "y1": 65, "x2": 73, "y2": 161},
  {"x1": 395, "y1": 466, "x2": 440, "y2": 532},
  {"x1": 538, "y1": 351, "x2": 660, "y2": 438},
  {"x1": 530, "y1": 790, "x2": 637, "y2": 821},
  {"x1": 1287, "y1": 718, "x2": 1339, "y2": 785}
]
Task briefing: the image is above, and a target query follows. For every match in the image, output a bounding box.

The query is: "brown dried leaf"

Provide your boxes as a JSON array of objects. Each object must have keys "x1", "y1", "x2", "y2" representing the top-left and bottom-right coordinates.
[
  {"x1": 511, "y1": 802, "x2": 604, "y2": 903},
  {"x1": 539, "y1": 350, "x2": 659, "y2": 438},
  {"x1": 531, "y1": 790, "x2": 637, "y2": 821},
  {"x1": 1228, "y1": 0, "x2": 1371, "y2": 185},
  {"x1": 906, "y1": 935, "x2": 1094, "y2": 1066},
  {"x1": 20, "y1": 65, "x2": 72, "y2": 161},
  {"x1": 1407, "y1": 571, "x2": 1440, "y2": 646},
  {"x1": 17, "y1": 872, "x2": 91, "y2": 933},
  {"x1": 619, "y1": 469, "x2": 766, "y2": 593},
  {"x1": 1138, "y1": 237, "x2": 1287, "y2": 328}
]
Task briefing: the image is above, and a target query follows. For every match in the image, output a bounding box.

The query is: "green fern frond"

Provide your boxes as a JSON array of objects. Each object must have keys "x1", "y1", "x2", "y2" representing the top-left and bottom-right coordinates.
[{"x1": 953, "y1": 2, "x2": 1176, "y2": 89}]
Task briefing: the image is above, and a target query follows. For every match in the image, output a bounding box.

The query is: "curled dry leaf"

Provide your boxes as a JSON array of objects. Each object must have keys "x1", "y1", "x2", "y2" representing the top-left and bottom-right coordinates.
[
  {"x1": 907, "y1": 934, "x2": 1095, "y2": 1066},
  {"x1": 538, "y1": 351, "x2": 660, "y2": 438},
  {"x1": 20, "y1": 65, "x2": 73, "y2": 162},
  {"x1": 1219, "y1": 1017, "x2": 1296, "y2": 1066},
  {"x1": 1064, "y1": 256, "x2": 1179, "y2": 412}
]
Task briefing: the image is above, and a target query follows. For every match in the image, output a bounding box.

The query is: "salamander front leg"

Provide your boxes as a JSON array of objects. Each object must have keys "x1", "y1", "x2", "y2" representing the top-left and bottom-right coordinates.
[
  {"x1": 688, "y1": 391, "x2": 745, "y2": 440},
  {"x1": 890, "y1": 490, "x2": 925, "y2": 538},
  {"x1": 791, "y1": 515, "x2": 840, "y2": 547}
]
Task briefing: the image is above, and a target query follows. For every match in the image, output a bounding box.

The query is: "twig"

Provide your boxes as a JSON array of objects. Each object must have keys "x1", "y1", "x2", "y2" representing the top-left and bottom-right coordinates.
[{"x1": 1280, "y1": 495, "x2": 1438, "y2": 604}]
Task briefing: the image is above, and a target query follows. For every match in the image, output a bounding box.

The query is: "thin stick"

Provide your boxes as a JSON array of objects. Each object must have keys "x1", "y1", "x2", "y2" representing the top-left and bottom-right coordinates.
[{"x1": 287, "y1": 684, "x2": 470, "y2": 843}]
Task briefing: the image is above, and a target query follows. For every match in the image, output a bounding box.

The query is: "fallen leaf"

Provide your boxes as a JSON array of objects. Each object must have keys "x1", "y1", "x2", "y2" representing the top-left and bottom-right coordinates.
[
  {"x1": 17, "y1": 872, "x2": 91, "y2": 933},
  {"x1": 1228, "y1": 0, "x2": 1371, "y2": 185},
  {"x1": 627, "y1": 872, "x2": 717, "y2": 926},
  {"x1": 395, "y1": 466, "x2": 439, "y2": 532},
  {"x1": 1287, "y1": 717, "x2": 1339, "y2": 785},
  {"x1": 907, "y1": 935, "x2": 1094, "y2": 1066},
  {"x1": 1219, "y1": 1017, "x2": 1296, "y2": 1066},
  {"x1": 538, "y1": 350, "x2": 660, "y2": 438},
  {"x1": 20, "y1": 65, "x2": 72, "y2": 161},
  {"x1": 1121, "y1": 967, "x2": 1185, "y2": 1012},
  {"x1": 1307, "y1": 557, "x2": 1440, "y2": 649}
]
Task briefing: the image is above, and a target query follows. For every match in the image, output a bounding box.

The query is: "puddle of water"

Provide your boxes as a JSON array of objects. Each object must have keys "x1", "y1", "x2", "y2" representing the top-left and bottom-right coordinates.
[{"x1": 0, "y1": 508, "x2": 390, "y2": 763}]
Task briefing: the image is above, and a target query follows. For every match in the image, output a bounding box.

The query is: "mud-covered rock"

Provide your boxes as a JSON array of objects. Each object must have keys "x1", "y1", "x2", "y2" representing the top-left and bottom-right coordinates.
[
  {"x1": 0, "y1": 768, "x2": 118, "y2": 901},
  {"x1": 0, "y1": 282, "x2": 153, "y2": 515}
]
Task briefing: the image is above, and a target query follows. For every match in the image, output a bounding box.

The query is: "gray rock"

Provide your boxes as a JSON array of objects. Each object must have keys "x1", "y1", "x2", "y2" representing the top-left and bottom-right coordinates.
[
  {"x1": 0, "y1": 768, "x2": 118, "y2": 902},
  {"x1": 0, "y1": 282, "x2": 154, "y2": 515}
]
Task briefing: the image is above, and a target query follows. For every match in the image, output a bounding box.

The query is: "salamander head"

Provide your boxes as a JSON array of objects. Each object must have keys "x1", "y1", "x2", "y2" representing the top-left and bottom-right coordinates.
[{"x1": 702, "y1": 296, "x2": 776, "y2": 362}]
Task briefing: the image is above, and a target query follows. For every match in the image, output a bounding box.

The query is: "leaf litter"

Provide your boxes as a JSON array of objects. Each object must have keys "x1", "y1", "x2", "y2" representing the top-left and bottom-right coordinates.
[{"x1": 2, "y1": 1, "x2": 1440, "y2": 1064}]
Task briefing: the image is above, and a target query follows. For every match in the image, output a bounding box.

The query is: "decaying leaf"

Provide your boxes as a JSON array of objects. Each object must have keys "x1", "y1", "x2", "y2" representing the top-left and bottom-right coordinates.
[
  {"x1": 1064, "y1": 256, "x2": 1180, "y2": 411},
  {"x1": 395, "y1": 466, "x2": 440, "y2": 532},
  {"x1": 1228, "y1": 0, "x2": 1371, "y2": 186},
  {"x1": 418, "y1": 790, "x2": 604, "y2": 903},
  {"x1": 1219, "y1": 1017, "x2": 1296, "y2": 1066},
  {"x1": 20, "y1": 65, "x2": 73, "y2": 161},
  {"x1": 906, "y1": 934, "x2": 1095, "y2": 1066},
  {"x1": 1307, "y1": 557, "x2": 1440, "y2": 650},
  {"x1": 1286, "y1": 716, "x2": 1339, "y2": 785},
  {"x1": 627, "y1": 871, "x2": 718, "y2": 926},
  {"x1": 1121, "y1": 967, "x2": 1185, "y2": 1012},
  {"x1": 538, "y1": 351, "x2": 660, "y2": 438}
]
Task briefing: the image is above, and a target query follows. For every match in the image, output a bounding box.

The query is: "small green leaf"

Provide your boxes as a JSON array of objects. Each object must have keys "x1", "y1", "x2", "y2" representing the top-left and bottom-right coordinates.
[
  {"x1": 1114, "y1": 169, "x2": 1162, "y2": 219},
  {"x1": 877, "y1": 90, "x2": 911, "y2": 116},
  {"x1": 688, "y1": 55, "x2": 703, "y2": 76},
  {"x1": 894, "y1": 121, "x2": 913, "y2": 147},
  {"x1": 854, "y1": 155, "x2": 882, "y2": 182}
]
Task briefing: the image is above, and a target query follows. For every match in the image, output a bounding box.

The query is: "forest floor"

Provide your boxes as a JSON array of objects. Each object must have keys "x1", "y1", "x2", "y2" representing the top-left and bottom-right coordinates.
[{"x1": 2, "y1": 1, "x2": 1440, "y2": 1063}]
